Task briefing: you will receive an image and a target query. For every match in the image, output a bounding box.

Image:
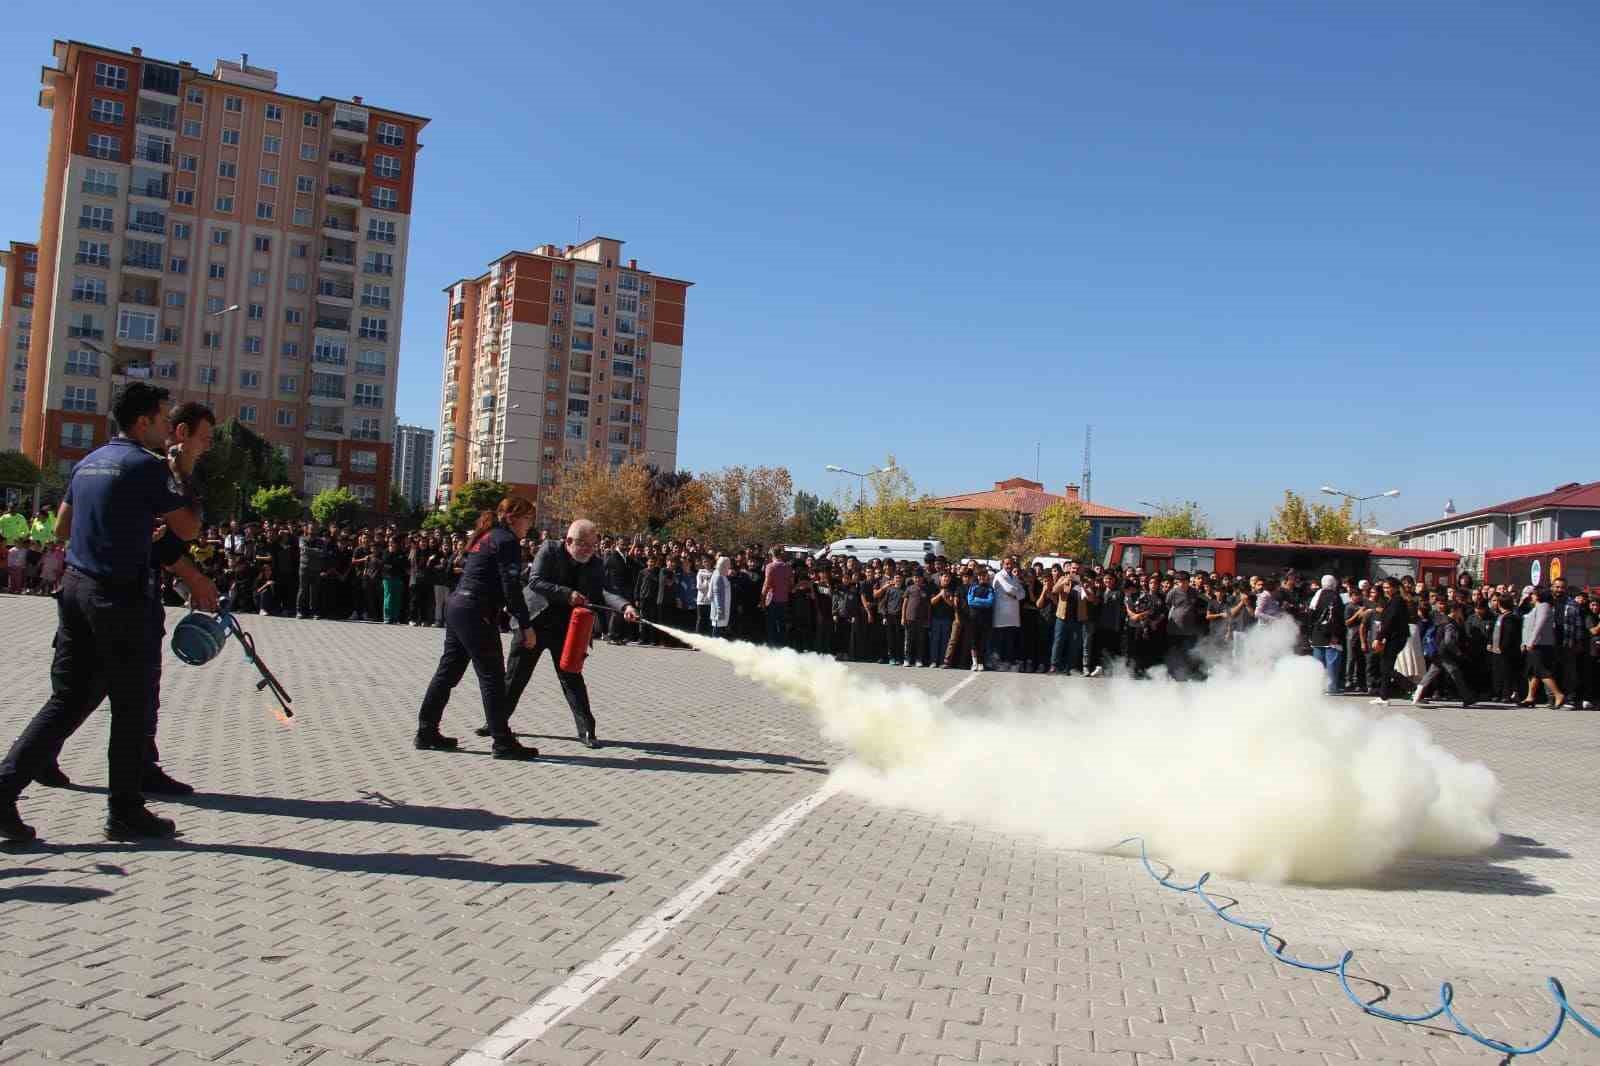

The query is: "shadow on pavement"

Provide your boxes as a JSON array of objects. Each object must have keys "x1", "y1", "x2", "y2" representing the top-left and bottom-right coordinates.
[
  {"x1": 521, "y1": 734, "x2": 829, "y2": 768},
  {"x1": 1351, "y1": 855, "x2": 1554, "y2": 897},
  {"x1": 497, "y1": 751, "x2": 794, "y2": 774},
  {"x1": 45, "y1": 842, "x2": 624, "y2": 885},
  {"x1": 163, "y1": 790, "x2": 597, "y2": 831},
  {"x1": 0, "y1": 864, "x2": 123, "y2": 905}
]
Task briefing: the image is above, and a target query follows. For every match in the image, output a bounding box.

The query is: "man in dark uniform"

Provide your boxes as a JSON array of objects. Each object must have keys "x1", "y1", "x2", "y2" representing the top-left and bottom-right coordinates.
[
  {"x1": 0, "y1": 383, "x2": 204, "y2": 842},
  {"x1": 496, "y1": 519, "x2": 638, "y2": 748},
  {"x1": 296, "y1": 521, "x2": 327, "y2": 619}
]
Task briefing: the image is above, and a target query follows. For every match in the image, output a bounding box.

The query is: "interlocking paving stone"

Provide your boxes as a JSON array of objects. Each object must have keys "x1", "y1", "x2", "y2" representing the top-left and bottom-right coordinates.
[{"x1": 1, "y1": 595, "x2": 1597, "y2": 1064}]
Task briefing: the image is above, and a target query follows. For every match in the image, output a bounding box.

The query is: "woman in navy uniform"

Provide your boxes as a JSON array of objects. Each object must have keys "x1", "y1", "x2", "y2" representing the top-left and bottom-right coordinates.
[{"x1": 414, "y1": 496, "x2": 539, "y2": 760}]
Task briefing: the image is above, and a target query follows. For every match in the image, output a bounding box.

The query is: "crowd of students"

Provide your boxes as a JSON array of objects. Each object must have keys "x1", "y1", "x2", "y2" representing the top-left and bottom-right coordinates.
[{"x1": 4, "y1": 512, "x2": 1596, "y2": 711}]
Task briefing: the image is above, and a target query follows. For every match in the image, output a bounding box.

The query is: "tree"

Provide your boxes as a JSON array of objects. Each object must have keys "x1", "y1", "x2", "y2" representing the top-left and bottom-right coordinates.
[
  {"x1": 0, "y1": 451, "x2": 41, "y2": 489},
  {"x1": 250, "y1": 485, "x2": 303, "y2": 521},
  {"x1": 830, "y1": 454, "x2": 940, "y2": 543},
  {"x1": 645, "y1": 466, "x2": 695, "y2": 531},
  {"x1": 966, "y1": 510, "x2": 1013, "y2": 559},
  {"x1": 544, "y1": 458, "x2": 652, "y2": 536},
  {"x1": 195, "y1": 420, "x2": 289, "y2": 521},
  {"x1": 1026, "y1": 501, "x2": 1091, "y2": 559},
  {"x1": 790, "y1": 490, "x2": 839, "y2": 545},
  {"x1": 693, "y1": 465, "x2": 796, "y2": 546},
  {"x1": 1141, "y1": 501, "x2": 1213, "y2": 540},
  {"x1": 1267, "y1": 490, "x2": 1358, "y2": 545},
  {"x1": 309, "y1": 487, "x2": 360, "y2": 526},
  {"x1": 424, "y1": 478, "x2": 508, "y2": 533}
]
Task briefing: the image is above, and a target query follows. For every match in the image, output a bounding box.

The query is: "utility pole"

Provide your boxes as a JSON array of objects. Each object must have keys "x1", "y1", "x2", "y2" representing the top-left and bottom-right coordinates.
[{"x1": 1081, "y1": 425, "x2": 1093, "y2": 502}]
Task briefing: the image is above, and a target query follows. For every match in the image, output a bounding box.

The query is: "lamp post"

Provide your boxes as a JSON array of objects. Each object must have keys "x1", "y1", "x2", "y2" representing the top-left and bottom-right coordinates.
[
  {"x1": 1320, "y1": 485, "x2": 1400, "y2": 542},
  {"x1": 825, "y1": 462, "x2": 896, "y2": 507},
  {"x1": 203, "y1": 304, "x2": 240, "y2": 407}
]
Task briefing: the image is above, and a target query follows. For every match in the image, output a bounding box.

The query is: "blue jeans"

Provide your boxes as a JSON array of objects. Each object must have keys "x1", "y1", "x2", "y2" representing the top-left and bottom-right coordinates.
[
  {"x1": 929, "y1": 617, "x2": 952, "y2": 665},
  {"x1": 765, "y1": 601, "x2": 788, "y2": 647},
  {"x1": 1052, "y1": 618, "x2": 1089, "y2": 672},
  {"x1": 1312, "y1": 645, "x2": 1343, "y2": 694}
]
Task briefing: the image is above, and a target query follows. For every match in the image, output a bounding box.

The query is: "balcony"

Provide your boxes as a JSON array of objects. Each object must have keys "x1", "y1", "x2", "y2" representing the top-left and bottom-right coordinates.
[
  {"x1": 127, "y1": 215, "x2": 167, "y2": 236},
  {"x1": 317, "y1": 281, "x2": 354, "y2": 303},
  {"x1": 305, "y1": 421, "x2": 344, "y2": 440},
  {"x1": 327, "y1": 151, "x2": 365, "y2": 174},
  {"x1": 321, "y1": 218, "x2": 358, "y2": 242},
  {"x1": 136, "y1": 106, "x2": 176, "y2": 131},
  {"x1": 135, "y1": 141, "x2": 173, "y2": 167},
  {"x1": 330, "y1": 118, "x2": 367, "y2": 141},
  {"x1": 122, "y1": 257, "x2": 164, "y2": 278},
  {"x1": 68, "y1": 324, "x2": 105, "y2": 341},
  {"x1": 139, "y1": 65, "x2": 182, "y2": 101},
  {"x1": 314, "y1": 316, "x2": 350, "y2": 333},
  {"x1": 352, "y1": 395, "x2": 382, "y2": 409},
  {"x1": 119, "y1": 289, "x2": 160, "y2": 307},
  {"x1": 312, "y1": 351, "x2": 348, "y2": 372},
  {"x1": 74, "y1": 252, "x2": 111, "y2": 269},
  {"x1": 309, "y1": 389, "x2": 346, "y2": 405},
  {"x1": 319, "y1": 249, "x2": 355, "y2": 272},
  {"x1": 350, "y1": 424, "x2": 381, "y2": 441},
  {"x1": 361, "y1": 259, "x2": 394, "y2": 277},
  {"x1": 324, "y1": 184, "x2": 361, "y2": 207},
  {"x1": 129, "y1": 179, "x2": 170, "y2": 203}
]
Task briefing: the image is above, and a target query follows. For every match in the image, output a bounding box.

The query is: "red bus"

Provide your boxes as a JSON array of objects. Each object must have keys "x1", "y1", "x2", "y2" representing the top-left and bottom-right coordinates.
[
  {"x1": 1105, "y1": 536, "x2": 1460, "y2": 586},
  {"x1": 1483, "y1": 535, "x2": 1600, "y2": 593}
]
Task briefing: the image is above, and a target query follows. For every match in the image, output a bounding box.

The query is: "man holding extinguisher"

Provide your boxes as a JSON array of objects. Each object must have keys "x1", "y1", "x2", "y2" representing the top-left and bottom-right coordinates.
[{"x1": 499, "y1": 519, "x2": 639, "y2": 748}]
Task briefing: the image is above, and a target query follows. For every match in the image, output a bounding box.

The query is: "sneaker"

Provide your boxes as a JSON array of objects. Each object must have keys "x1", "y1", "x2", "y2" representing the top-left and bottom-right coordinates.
[
  {"x1": 578, "y1": 731, "x2": 602, "y2": 749},
  {"x1": 414, "y1": 728, "x2": 459, "y2": 752},
  {"x1": 33, "y1": 765, "x2": 71, "y2": 789},
  {"x1": 0, "y1": 803, "x2": 35, "y2": 843},
  {"x1": 1090, "y1": 666, "x2": 1104, "y2": 678},
  {"x1": 491, "y1": 739, "x2": 539, "y2": 761},
  {"x1": 1370, "y1": 697, "x2": 1389, "y2": 706},
  {"x1": 975, "y1": 663, "x2": 985, "y2": 673},
  {"x1": 142, "y1": 767, "x2": 195, "y2": 797},
  {"x1": 105, "y1": 806, "x2": 178, "y2": 840}
]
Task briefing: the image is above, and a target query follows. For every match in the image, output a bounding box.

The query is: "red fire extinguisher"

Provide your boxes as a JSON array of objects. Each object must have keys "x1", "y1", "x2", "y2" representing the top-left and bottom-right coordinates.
[{"x1": 560, "y1": 605, "x2": 596, "y2": 673}]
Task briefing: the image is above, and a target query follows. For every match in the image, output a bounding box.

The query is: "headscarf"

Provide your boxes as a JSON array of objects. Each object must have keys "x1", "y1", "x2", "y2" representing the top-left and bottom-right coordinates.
[{"x1": 715, "y1": 555, "x2": 732, "y2": 577}]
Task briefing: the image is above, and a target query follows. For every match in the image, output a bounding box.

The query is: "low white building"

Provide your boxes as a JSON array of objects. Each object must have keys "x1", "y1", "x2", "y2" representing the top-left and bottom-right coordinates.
[{"x1": 1392, "y1": 481, "x2": 1600, "y2": 576}]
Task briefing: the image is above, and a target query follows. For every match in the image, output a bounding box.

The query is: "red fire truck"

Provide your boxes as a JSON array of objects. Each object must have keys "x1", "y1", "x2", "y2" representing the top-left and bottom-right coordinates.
[
  {"x1": 1105, "y1": 536, "x2": 1461, "y2": 586},
  {"x1": 1483, "y1": 534, "x2": 1600, "y2": 592}
]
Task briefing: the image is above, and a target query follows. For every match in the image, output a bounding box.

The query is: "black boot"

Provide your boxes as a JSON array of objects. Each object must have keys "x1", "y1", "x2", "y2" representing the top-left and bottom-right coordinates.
[
  {"x1": 33, "y1": 765, "x2": 71, "y2": 789},
  {"x1": 105, "y1": 805, "x2": 178, "y2": 840},
  {"x1": 491, "y1": 738, "x2": 539, "y2": 761},
  {"x1": 578, "y1": 730, "x2": 602, "y2": 749},
  {"x1": 1, "y1": 802, "x2": 35, "y2": 843},
  {"x1": 414, "y1": 728, "x2": 458, "y2": 752}
]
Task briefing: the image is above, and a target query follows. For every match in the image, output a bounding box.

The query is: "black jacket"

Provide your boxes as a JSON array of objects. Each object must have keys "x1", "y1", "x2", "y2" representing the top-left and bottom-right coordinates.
[
  {"x1": 455, "y1": 526, "x2": 529, "y2": 627},
  {"x1": 1377, "y1": 596, "x2": 1411, "y2": 647},
  {"x1": 1307, "y1": 588, "x2": 1347, "y2": 646},
  {"x1": 524, "y1": 540, "x2": 631, "y2": 637}
]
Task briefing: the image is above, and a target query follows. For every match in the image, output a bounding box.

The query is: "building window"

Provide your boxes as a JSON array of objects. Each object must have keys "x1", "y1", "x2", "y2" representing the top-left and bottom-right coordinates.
[
  {"x1": 238, "y1": 404, "x2": 257, "y2": 424},
  {"x1": 71, "y1": 277, "x2": 107, "y2": 304},
  {"x1": 300, "y1": 143, "x2": 318, "y2": 162},
  {"x1": 94, "y1": 62, "x2": 128, "y2": 90},
  {"x1": 118, "y1": 310, "x2": 157, "y2": 343},
  {"x1": 176, "y1": 154, "x2": 197, "y2": 174},
  {"x1": 218, "y1": 160, "x2": 237, "y2": 179},
  {"x1": 206, "y1": 297, "x2": 225, "y2": 313},
  {"x1": 201, "y1": 334, "x2": 220, "y2": 351},
  {"x1": 215, "y1": 195, "x2": 234, "y2": 212},
  {"x1": 275, "y1": 407, "x2": 296, "y2": 427},
  {"x1": 360, "y1": 284, "x2": 391, "y2": 309},
  {"x1": 286, "y1": 272, "x2": 307, "y2": 291},
  {"x1": 376, "y1": 122, "x2": 404, "y2": 147},
  {"x1": 374, "y1": 155, "x2": 402, "y2": 179},
  {"x1": 370, "y1": 187, "x2": 398, "y2": 211},
  {"x1": 90, "y1": 98, "x2": 125, "y2": 125},
  {"x1": 208, "y1": 262, "x2": 226, "y2": 279},
  {"x1": 251, "y1": 236, "x2": 270, "y2": 254},
  {"x1": 81, "y1": 167, "x2": 119, "y2": 197},
  {"x1": 366, "y1": 219, "x2": 396, "y2": 244},
  {"x1": 353, "y1": 417, "x2": 382, "y2": 441},
  {"x1": 363, "y1": 252, "x2": 393, "y2": 275},
  {"x1": 265, "y1": 103, "x2": 282, "y2": 121},
  {"x1": 86, "y1": 133, "x2": 120, "y2": 160},
  {"x1": 60, "y1": 422, "x2": 95, "y2": 450},
  {"x1": 161, "y1": 326, "x2": 181, "y2": 344},
  {"x1": 240, "y1": 370, "x2": 260, "y2": 389},
  {"x1": 221, "y1": 128, "x2": 240, "y2": 146},
  {"x1": 224, "y1": 95, "x2": 243, "y2": 113},
  {"x1": 241, "y1": 337, "x2": 262, "y2": 355},
  {"x1": 256, "y1": 201, "x2": 275, "y2": 221},
  {"x1": 291, "y1": 242, "x2": 308, "y2": 259},
  {"x1": 358, "y1": 316, "x2": 387, "y2": 340},
  {"x1": 75, "y1": 239, "x2": 110, "y2": 267},
  {"x1": 292, "y1": 207, "x2": 312, "y2": 227},
  {"x1": 182, "y1": 119, "x2": 201, "y2": 138},
  {"x1": 302, "y1": 112, "x2": 320, "y2": 128},
  {"x1": 165, "y1": 292, "x2": 186, "y2": 309},
  {"x1": 282, "y1": 342, "x2": 301, "y2": 358},
  {"x1": 278, "y1": 374, "x2": 298, "y2": 394},
  {"x1": 263, "y1": 134, "x2": 280, "y2": 154},
  {"x1": 172, "y1": 222, "x2": 191, "y2": 240},
  {"x1": 198, "y1": 366, "x2": 217, "y2": 385},
  {"x1": 155, "y1": 360, "x2": 178, "y2": 379},
  {"x1": 211, "y1": 229, "x2": 230, "y2": 246},
  {"x1": 186, "y1": 86, "x2": 204, "y2": 104},
  {"x1": 247, "y1": 303, "x2": 264, "y2": 320},
  {"x1": 79, "y1": 205, "x2": 115, "y2": 232},
  {"x1": 353, "y1": 382, "x2": 383, "y2": 408},
  {"x1": 62, "y1": 386, "x2": 97, "y2": 412},
  {"x1": 296, "y1": 175, "x2": 315, "y2": 194},
  {"x1": 285, "y1": 308, "x2": 303, "y2": 324},
  {"x1": 356, "y1": 349, "x2": 386, "y2": 375},
  {"x1": 64, "y1": 349, "x2": 100, "y2": 376},
  {"x1": 174, "y1": 188, "x2": 195, "y2": 206},
  {"x1": 350, "y1": 451, "x2": 378, "y2": 474},
  {"x1": 259, "y1": 169, "x2": 278, "y2": 188}
]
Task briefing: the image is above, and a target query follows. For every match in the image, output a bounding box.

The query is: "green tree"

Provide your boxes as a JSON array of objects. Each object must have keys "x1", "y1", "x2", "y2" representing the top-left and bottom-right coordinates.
[
  {"x1": 1141, "y1": 501, "x2": 1213, "y2": 540},
  {"x1": 791, "y1": 490, "x2": 840, "y2": 545},
  {"x1": 1267, "y1": 490, "x2": 1357, "y2": 545},
  {"x1": 310, "y1": 487, "x2": 360, "y2": 526},
  {"x1": 1267, "y1": 490, "x2": 1315, "y2": 542},
  {"x1": 934, "y1": 514, "x2": 974, "y2": 559},
  {"x1": 966, "y1": 510, "x2": 1013, "y2": 559},
  {"x1": 250, "y1": 485, "x2": 303, "y2": 521},
  {"x1": 1026, "y1": 501, "x2": 1091, "y2": 559},
  {"x1": 195, "y1": 420, "x2": 289, "y2": 521},
  {"x1": 424, "y1": 478, "x2": 508, "y2": 533},
  {"x1": 1310, "y1": 496, "x2": 1357, "y2": 545},
  {"x1": 830, "y1": 455, "x2": 940, "y2": 543},
  {"x1": 0, "y1": 450, "x2": 41, "y2": 489}
]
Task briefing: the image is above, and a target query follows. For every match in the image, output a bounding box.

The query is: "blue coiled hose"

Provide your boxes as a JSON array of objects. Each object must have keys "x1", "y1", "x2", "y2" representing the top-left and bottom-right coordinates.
[{"x1": 1116, "y1": 837, "x2": 1599, "y2": 1058}]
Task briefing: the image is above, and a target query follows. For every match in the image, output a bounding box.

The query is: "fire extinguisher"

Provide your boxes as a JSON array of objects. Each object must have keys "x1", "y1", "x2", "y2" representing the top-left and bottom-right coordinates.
[{"x1": 560, "y1": 605, "x2": 596, "y2": 673}]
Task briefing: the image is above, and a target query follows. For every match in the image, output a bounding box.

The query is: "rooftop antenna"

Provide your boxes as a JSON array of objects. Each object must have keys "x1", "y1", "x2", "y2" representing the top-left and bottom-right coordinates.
[
  {"x1": 576, "y1": 214, "x2": 582, "y2": 243},
  {"x1": 1081, "y1": 425, "x2": 1093, "y2": 502},
  {"x1": 1034, "y1": 441, "x2": 1040, "y2": 482}
]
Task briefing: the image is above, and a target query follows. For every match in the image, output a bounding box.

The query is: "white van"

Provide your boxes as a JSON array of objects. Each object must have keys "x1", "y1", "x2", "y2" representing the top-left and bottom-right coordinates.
[
  {"x1": 1029, "y1": 555, "x2": 1076, "y2": 572},
  {"x1": 825, "y1": 537, "x2": 946, "y2": 565}
]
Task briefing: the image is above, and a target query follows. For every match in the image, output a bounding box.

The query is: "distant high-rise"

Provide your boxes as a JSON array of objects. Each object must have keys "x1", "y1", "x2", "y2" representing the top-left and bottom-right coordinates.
[
  {"x1": 0, "y1": 241, "x2": 37, "y2": 453},
  {"x1": 392, "y1": 422, "x2": 433, "y2": 509},
  {"x1": 437, "y1": 237, "x2": 690, "y2": 524},
  {"x1": 18, "y1": 40, "x2": 428, "y2": 511}
]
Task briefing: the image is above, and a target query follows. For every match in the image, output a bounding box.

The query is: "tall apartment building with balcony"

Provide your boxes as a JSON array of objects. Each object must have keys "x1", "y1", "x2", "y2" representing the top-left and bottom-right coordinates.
[
  {"x1": 437, "y1": 237, "x2": 690, "y2": 520},
  {"x1": 19, "y1": 41, "x2": 427, "y2": 509},
  {"x1": 392, "y1": 421, "x2": 434, "y2": 508},
  {"x1": 0, "y1": 242, "x2": 38, "y2": 453}
]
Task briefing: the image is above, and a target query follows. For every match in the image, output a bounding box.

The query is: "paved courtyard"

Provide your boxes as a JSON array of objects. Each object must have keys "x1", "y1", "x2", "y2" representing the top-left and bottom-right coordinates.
[{"x1": 0, "y1": 593, "x2": 1596, "y2": 1065}]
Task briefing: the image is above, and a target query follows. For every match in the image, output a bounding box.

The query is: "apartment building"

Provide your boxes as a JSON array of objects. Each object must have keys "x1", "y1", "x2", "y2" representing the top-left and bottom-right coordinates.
[
  {"x1": 19, "y1": 40, "x2": 427, "y2": 510},
  {"x1": 437, "y1": 237, "x2": 689, "y2": 521},
  {"x1": 392, "y1": 421, "x2": 433, "y2": 508},
  {"x1": 0, "y1": 242, "x2": 38, "y2": 453}
]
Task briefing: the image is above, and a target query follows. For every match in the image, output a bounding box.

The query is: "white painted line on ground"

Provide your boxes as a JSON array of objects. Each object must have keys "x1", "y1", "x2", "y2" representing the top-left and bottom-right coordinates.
[{"x1": 453, "y1": 670, "x2": 980, "y2": 1065}]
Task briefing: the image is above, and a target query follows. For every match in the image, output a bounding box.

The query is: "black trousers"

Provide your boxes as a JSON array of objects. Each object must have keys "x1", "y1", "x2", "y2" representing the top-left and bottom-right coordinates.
[
  {"x1": 296, "y1": 571, "x2": 320, "y2": 617},
  {"x1": 1377, "y1": 642, "x2": 1406, "y2": 700},
  {"x1": 417, "y1": 595, "x2": 512, "y2": 738},
  {"x1": 504, "y1": 623, "x2": 595, "y2": 738},
  {"x1": 1418, "y1": 657, "x2": 1473, "y2": 703},
  {"x1": 145, "y1": 599, "x2": 165, "y2": 768},
  {"x1": 0, "y1": 570, "x2": 151, "y2": 810}
]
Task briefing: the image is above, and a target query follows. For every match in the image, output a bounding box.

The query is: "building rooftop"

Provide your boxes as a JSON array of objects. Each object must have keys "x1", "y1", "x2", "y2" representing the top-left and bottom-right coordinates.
[
  {"x1": 929, "y1": 477, "x2": 1145, "y2": 520},
  {"x1": 1392, "y1": 480, "x2": 1600, "y2": 535}
]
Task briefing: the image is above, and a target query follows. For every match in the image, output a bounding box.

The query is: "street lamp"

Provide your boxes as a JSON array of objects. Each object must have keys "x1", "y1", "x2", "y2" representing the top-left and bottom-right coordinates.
[
  {"x1": 203, "y1": 304, "x2": 240, "y2": 406},
  {"x1": 1320, "y1": 485, "x2": 1400, "y2": 541},
  {"x1": 825, "y1": 462, "x2": 896, "y2": 505}
]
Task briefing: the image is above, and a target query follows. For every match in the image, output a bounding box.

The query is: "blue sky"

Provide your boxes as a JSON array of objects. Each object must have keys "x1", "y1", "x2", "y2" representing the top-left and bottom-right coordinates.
[{"x1": 3, "y1": 2, "x2": 1596, "y2": 534}]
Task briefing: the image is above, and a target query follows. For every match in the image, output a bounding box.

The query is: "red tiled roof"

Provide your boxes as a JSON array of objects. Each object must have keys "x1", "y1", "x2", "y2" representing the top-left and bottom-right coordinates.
[
  {"x1": 930, "y1": 480, "x2": 1144, "y2": 520},
  {"x1": 1393, "y1": 480, "x2": 1600, "y2": 534}
]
